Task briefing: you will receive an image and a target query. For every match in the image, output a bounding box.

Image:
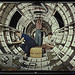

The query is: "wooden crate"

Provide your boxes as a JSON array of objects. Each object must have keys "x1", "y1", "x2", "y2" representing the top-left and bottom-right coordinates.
[{"x1": 30, "y1": 47, "x2": 42, "y2": 58}]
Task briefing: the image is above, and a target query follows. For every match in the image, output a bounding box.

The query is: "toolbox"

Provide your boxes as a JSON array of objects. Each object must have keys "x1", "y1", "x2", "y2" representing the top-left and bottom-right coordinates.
[{"x1": 30, "y1": 47, "x2": 42, "y2": 58}]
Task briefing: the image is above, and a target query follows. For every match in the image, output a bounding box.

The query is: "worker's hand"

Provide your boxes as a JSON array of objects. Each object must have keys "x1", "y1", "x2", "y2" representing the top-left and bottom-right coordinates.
[
  {"x1": 7, "y1": 42, "x2": 13, "y2": 45},
  {"x1": 20, "y1": 37, "x2": 24, "y2": 43},
  {"x1": 23, "y1": 40, "x2": 26, "y2": 42},
  {"x1": 24, "y1": 53, "x2": 27, "y2": 57}
]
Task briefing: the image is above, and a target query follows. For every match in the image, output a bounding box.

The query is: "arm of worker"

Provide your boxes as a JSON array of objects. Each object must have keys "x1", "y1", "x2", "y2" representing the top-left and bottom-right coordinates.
[
  {"x1": 12, "y1": 37, "x2": 24, "y2": 44},
  {"x1": 41, "y1": 28, "x2": 46, "y2": 31},
  {"x1": 48, "y1": 44, "x2": 55, "y2": 48},
  {"x1": 45, "y1": 42, "x2": 55, "y2": 48},
  {"x1": 41, "y1": 28, "x2": 47, "y2": 34}
]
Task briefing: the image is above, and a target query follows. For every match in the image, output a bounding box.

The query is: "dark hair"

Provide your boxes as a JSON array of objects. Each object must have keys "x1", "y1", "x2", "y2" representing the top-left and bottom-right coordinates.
[
  {"x1": 48, "y1": 32, "x2": 53, "y2": 35},
  {"x1": 36, "y1": 19, "x2": 41, "y2": 23},
  {"x1": 36, "y1": 18, "x2": 42, "y2": 24},
  {"x1": 15, "y1": 31, "x2": 21, "y2": 33}
]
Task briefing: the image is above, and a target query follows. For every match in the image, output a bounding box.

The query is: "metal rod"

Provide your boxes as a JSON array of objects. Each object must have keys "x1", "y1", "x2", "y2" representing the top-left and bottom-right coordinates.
[
  {"x1": 53, "y1": 22, "x2": 75, "y2": 33},
  {"x1": 0, "y1": 24, "x2": 20, "y2": 32}
]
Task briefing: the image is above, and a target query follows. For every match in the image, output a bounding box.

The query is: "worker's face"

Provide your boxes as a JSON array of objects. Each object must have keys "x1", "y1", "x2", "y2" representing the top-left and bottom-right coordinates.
[
  {"x1": 48, "y1": 35, "x2": 52, "y2": 38},
  {"x1": 36, "y1": 20, "x2": 41, "y2": 25},
  {"x1": 16, "y1": 33, "x2": 22, "y2": 37}
]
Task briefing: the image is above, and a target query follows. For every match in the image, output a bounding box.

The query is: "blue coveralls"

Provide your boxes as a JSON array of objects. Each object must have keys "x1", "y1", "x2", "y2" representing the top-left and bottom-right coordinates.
[
  {"x1": 35, "y1": 29, "x2": 41, "y2": 46},
  {"x1": 20, "y1": 34, "x2": 37, "y2": 57}
]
